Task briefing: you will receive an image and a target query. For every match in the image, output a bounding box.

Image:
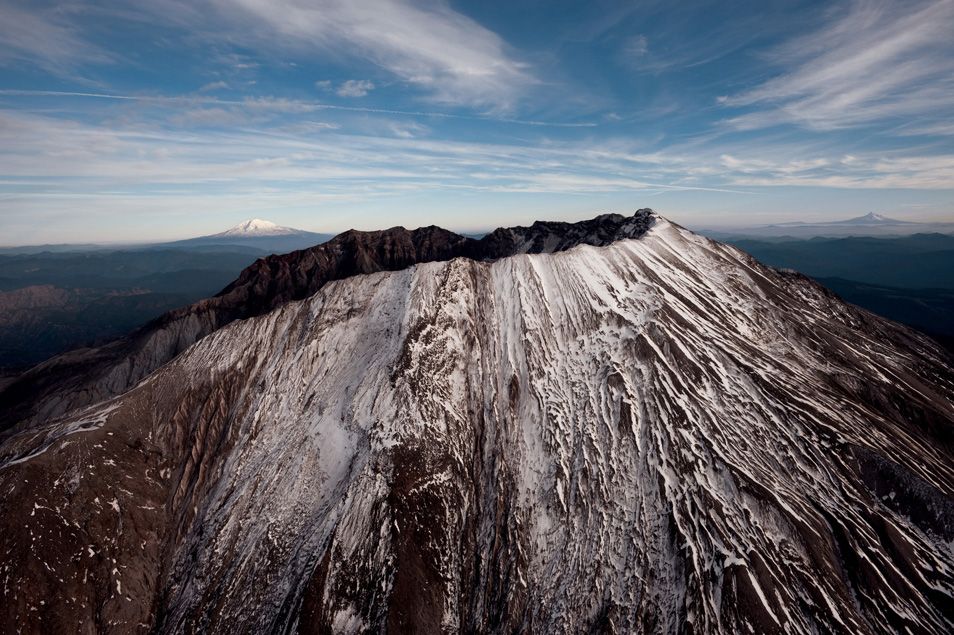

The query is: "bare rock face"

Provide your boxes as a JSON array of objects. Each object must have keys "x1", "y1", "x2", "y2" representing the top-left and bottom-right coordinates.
[
  {"x1": 1, "y1": 212, "x2": 953, "y2": 633},
  {"x1": 0, "y1": 211, "x2": 653, "y2": 434}
]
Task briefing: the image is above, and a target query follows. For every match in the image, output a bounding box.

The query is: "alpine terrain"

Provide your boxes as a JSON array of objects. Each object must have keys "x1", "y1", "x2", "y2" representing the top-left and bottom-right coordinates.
[
  {"x1": 165, "y1": 219, "x2": 333, "y2": 253},
  {"x1": 1, "y1": 210, "x2": 952, "y2": 634}
]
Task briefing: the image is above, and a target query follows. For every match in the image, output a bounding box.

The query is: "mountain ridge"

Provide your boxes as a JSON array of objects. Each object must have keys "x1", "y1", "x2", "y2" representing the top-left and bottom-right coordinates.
[
  {"x1": 768, "y1": 212, "x2": 920, "y2": 227},
  {"x1": 0, "y1": 210, "x2": 654, "y2": 434},
  {"x1": 163, "y1": 220, "x2": 333, "y2": 254},
  {"x1": 701, "y1": 213, "x2": 954, "y2": 239}
]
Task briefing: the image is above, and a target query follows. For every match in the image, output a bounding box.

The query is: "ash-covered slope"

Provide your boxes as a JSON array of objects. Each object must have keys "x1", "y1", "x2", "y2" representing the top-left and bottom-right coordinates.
[
  {"x1": 0, "y1": 211, "x2": 652, "y2": 434},
  {"x1": 1, "y1": 214, "x2": 952, "y2": 633}
]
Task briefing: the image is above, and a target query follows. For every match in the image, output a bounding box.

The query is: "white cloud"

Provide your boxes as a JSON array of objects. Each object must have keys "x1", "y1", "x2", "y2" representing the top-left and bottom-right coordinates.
[
  {"x1": 240, "y1": 96, "x2": 321, "y2": 113},
  {"x1": 721, "y1": 0, "x2": 954, "y2": 130},
  {"x1": 0, "y1": 107, "x2": 741, "y2": 202},
  {"x1": 894, "y1": 121, "x2": 954, "y2": 137},
  {"x1": 2, "y1": 1, "x2": 533, "y2": 110},
  {"x1": 3, "y1": 83, "x2": 953, "y2": 243},
  {"x1": 0, "y1": 1, "x2": 113, "y2": 72},
  {"x1": 336, "y1": 80, "x2": 375, "y2": 98},
  {"x1": 718, "y1": 150, "x2": 954, "y2": 189},
  {"x1": 0, "y1": 108, "x2": 913, "y2": 190},
  {"x1": 218, "y1": 0, "x2": 533, "y2": 110},
  {"x1": 198, "y1": 80, "x2": 229, "y2": 92},
  {"x1": 0, "y1": 89, "x2": 596, "y2": 128}
]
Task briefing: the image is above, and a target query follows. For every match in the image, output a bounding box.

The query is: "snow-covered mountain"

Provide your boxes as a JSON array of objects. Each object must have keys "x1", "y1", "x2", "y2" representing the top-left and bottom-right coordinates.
[
  {"x1": 214, "y1": 218, "x2": 301, "y2": 237},
  {"x1": 702, "y1": 212, "x2": 953, "y2": 239},
  {"x1": 1, "y1": 210, "x2": 952, "y2": 633},
  {"x1": 164, "y1": 218, "x2": 333, "y2": 253},
  {"x1": 770, "y1": 212, "x2": 922, "y2": 228},
  {"x1": 831, "y1": 212, "x2": 918, "y2": 225}
]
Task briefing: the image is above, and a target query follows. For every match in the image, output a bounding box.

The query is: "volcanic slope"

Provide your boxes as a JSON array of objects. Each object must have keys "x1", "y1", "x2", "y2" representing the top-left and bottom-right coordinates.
[
  {"x1": 0, "y1": 213, "x2": 952, "y2": 633},
  {"x1": 0, "y1": 211, "x2": 653, "y2": 433}
]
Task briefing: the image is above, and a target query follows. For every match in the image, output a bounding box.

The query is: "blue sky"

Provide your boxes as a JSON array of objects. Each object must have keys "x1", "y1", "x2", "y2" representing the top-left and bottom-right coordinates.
[{"x1": 1, "y1": 0, "x2": 953, "y2": 243}]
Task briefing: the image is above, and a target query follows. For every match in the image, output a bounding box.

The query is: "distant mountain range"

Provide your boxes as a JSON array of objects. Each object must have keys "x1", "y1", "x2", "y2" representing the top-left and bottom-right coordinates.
[
  {"x1": 701, "y1": 212, "x2": 954, "y2": 239},
  {"x1": 0, "y1": 220, "x2": 333, "y2": 370},
  {"x1": 0, "y1": 219, "x2": 334, "y2": 255},
  {"x1": 162, "y1": 219, "x2": 334, "y2": 253},
  {"x1": 768, "y1": 212, "x2": 920, "y2": 227}
]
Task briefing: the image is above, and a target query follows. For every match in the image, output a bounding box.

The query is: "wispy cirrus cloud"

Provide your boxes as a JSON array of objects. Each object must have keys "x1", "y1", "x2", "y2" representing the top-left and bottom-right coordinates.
[
  {"x1": 1, "y1": 1, "x2": 534, "y2": 111},
  {"x1": 0, "y1": 89, "x2": 597, "y2": 128},
  {"x1": 0, "y1": 1, "x2": 113, "y2": 73},
  {"x1": 0, "y1": 106, "x2": 748, "y2": 207},
  {"x1": 2, "y1": 99, "x2": 952, "y2": 243},
  {"x1": 719, "y1": 150, "x2": 954, "y2": 189},
  {"x1": 217, "y1": 0, "x2": 533, "y2": 110},
  {"x1": 2, "y1": 102, "x2": 951, "y2": 214},
  {"x1": 893, "y1": 121, "x2": 954, "y2": 137},
  {"x1": 720, "y1": 0, "x2": 954, "y2": 131},
  {"x1": 1, "y1": 1, "x2": 951, "y2": 243}
]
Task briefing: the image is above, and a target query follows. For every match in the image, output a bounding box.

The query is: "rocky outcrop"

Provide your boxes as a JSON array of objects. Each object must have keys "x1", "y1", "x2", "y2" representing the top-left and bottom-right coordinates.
[{"x1": 1, "y1": 215, "x2": 951, "y2": 633}]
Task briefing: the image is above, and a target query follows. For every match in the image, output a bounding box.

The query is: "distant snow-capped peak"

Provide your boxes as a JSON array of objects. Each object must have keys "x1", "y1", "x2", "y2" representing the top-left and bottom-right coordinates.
[
  {"x1": 840, "y1": 212, "x2": 916, "y2": 225},
  {"x1": 855, "y1": 212, "x2": 891, "y2": 223},
  {"x1": 217, "y1": 219, "x2": 299, "y2": 237}
]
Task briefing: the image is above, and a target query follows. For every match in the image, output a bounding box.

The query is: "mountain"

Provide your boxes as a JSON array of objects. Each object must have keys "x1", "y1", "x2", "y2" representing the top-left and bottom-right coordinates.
[
  {"x1": 216, "y1": 218, "x2": 300, "y2": 236},
  {"x1": 164, "y1": 218, "x2": 333, "y2": 253},
  {"x1": 828, "y1": 212, "x2": 921, "y2": 226},
  {"x1": 1, "y1": 219, "x2": 332, "y2": 256},
  {"x1": 0, "y1": 212, "x2": 654, "y2": 431},
  {"x1": 1, "y1": 211, "x2": 952, "y2": 633},
  {"x1": 700, "y1": 213, "x2": 954, "y2": 239},
  {"x1": 0, "y1": 220, "x2": 332, "y2": 371},
  {"x1": 769, "y1": 212, "x2": 921, "y2": 228}
]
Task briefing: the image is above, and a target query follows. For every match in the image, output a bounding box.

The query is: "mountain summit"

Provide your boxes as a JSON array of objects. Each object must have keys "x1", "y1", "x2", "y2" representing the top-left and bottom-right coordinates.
[
  {"x1": 216, "y1": 218, "x2": 300, "y2": 236},
  {"x1": 768, "y1": 212, "x2": 918, "y2": 228},
  {"x1": 833, "y1": 212, "x2": 918, "y2": 225},
  {"x1": 165, "y1": 219, "x2": 332, "y2": 254},
  {"x1": 1, "y1": 210, "x2": 952, "y2": 633}
]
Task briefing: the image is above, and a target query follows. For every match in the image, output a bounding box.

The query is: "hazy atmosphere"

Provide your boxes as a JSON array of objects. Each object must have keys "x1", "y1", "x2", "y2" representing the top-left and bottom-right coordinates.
[{"x1": 2, "y1": 0, "x2": 954, "y2": 244}]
